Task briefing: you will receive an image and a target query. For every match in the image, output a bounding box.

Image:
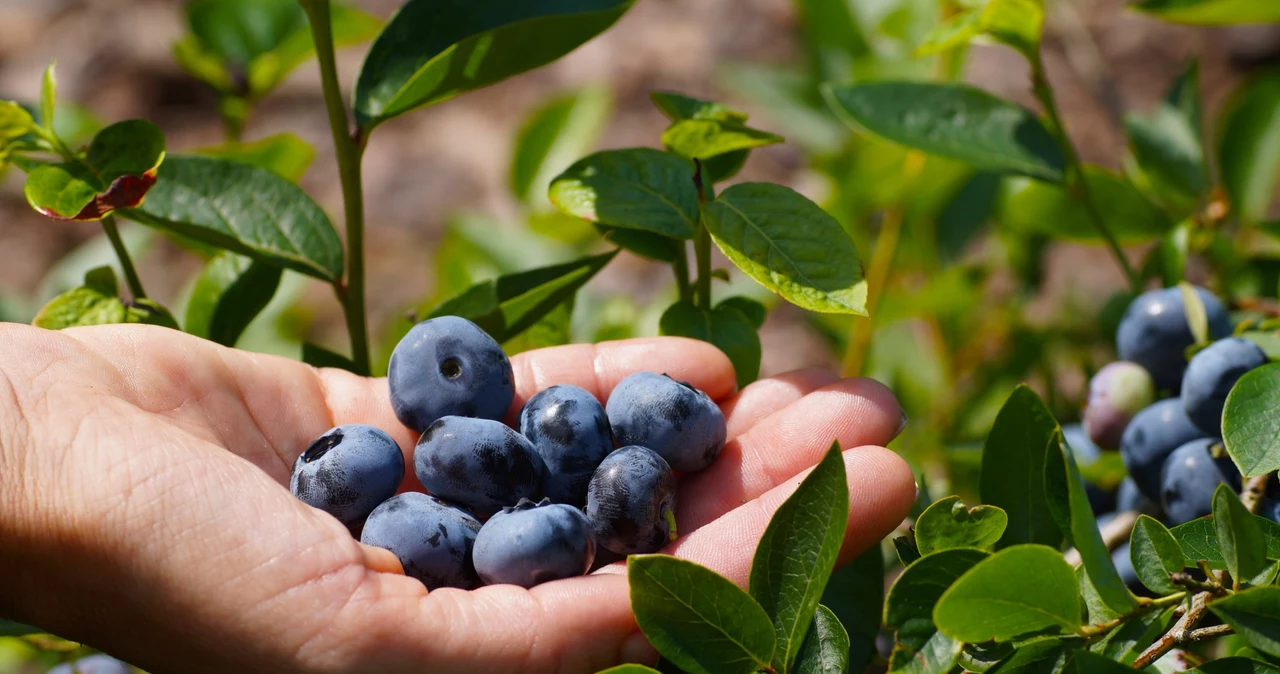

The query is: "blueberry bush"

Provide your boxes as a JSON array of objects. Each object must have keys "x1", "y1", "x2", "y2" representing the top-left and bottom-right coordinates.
[{"x1": 3, "y1": 0, "x2": 1280, "y2": 671}]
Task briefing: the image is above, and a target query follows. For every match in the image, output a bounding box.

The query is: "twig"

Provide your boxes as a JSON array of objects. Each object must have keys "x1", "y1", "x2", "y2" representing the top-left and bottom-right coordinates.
[
  {"x1": 1078, "y1": 592, "x2": 1184, "y2": 637},
  {"x1": 1182, "y1": 624, "x2": 1233, "y2": 644},
  {"x1": 1132, "y1": 591, "x2": 1211, "y2": 669}
]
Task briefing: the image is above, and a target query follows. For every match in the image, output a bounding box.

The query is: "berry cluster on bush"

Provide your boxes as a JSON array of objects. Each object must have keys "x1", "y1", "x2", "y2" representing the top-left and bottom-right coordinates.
[{"x1": 289, "y1": 315, "x2": 725, "y2": 590}]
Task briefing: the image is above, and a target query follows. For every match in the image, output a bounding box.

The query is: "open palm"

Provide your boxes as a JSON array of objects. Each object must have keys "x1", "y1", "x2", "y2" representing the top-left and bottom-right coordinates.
[{"x1": 0, "y1": 323, "x2": 913, "y2": 673}]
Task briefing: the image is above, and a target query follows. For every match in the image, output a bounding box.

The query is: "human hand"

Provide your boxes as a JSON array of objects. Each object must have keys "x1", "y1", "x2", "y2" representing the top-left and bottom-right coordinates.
[{"x1": 0, "y1": 323, "x2": 913, "y2": 673}]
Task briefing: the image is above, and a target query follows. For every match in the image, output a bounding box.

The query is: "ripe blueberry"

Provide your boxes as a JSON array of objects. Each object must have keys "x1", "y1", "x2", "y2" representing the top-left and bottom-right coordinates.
[
  {"x1": 1116, "y1": 476, "x2": 1158, "y2": 515},
  {"x1": 414, "y1": 416, "x2": 543, "y2": 519},
  {"x1": 605, "y1": 372, "x2": 725, "y2": 472},
  {"x1": 360, "y1": 492, "x2": 482, "y2": 590},
  {"x1": 289, "y1": 424, "x2": 404, "y2": 532},
  {"x1": 520, "y1": 384, "x2": 614, "y2": 506},
  {"x1": 49, "y1": 655, "x2": 131, "y2": 674},
  {"x1": 1160, "y1": 438, "x2": 1242, "y2": 526},
  {"x1": 1083, "y1": 362, "x2": 1156, "y2": 450},
  {"x1": 1120, "y1": 399, "x2": 1209, "y2": 502},
  {"x1": 472, "y1": 498, "x2": 595, "y2": 588},
  {"x1": 1181, "y1": 337, "x2": 1268, "y2": 435},
  {"x1": 388, "y1": 316, "x2": 515, "y2": 434},
  {"x1": 1116, "y1": 286, "x2": 1232, "y2": 392},
  {"x1": 586, "y1": 445, "x2": 678, "y2": 555}
]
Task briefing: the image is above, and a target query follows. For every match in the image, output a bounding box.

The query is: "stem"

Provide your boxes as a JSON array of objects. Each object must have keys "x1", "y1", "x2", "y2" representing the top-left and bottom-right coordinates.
[
  {"x1": 1132, "y1": 592, "x2": 1213, "y2": 669},
  {"x1": 841, "y1": 207, "x2": 902, "y2": 378},
  {"x1": 1078, "y1": 592, "x2": 1185, "y2": 638},
  {"x1": 102, "y1": 215, "x2": 146, "y2": 299},
  {"x1": 674, "y1": 244, "x2": 692, "y2": 303},
  {"x1": 1030, "y1": 58, "x2": 1140, "y2": 293},
  {"x1": 301, "y1": 0, "x2": 370, "y2": 374}
]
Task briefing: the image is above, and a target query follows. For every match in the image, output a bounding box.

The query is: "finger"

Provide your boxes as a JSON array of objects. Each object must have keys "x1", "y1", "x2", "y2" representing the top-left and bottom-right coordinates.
[
  {"x1": 721, "y1": 368, "x2": 839, "y2": 440},
  {"x1": 506, "y1": 338, "x2": 737, "y2": 419},
  {"x1": 678, "y1": 378, "x2": 904, "y2": 532}
]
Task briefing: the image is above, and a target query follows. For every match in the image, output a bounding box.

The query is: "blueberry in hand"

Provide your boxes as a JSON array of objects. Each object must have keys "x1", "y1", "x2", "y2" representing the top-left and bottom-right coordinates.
[
  {"x1": 1083, "y1": 362, "x2": 1156, "y2": 450},
  {"x1": 360, "y1": 492, "x2": 482, "y2": 590},
  {"x1": 49, "y1": 654, "x2": 132, "y2": 674},
  {"x1": 414, "y1": 416, "x2": 543, "y2": 518},
  {"x1": 1120, "y1": 398, "x2": 1209, "y2": 502},
  {"x1": 388, "y1": 316, "x2": 515, "y2": 434},
  {"x1": 586, "y1": 445, "x2": 678, "y2": 555},
  {"x1": 605, "y1": 372, "x2": 726, "y2": 472},
  {"x1": 1160, "y1": 437, "x2": 1242, "y2": 526},
  {"x1": 1181, "y1": 337, "x2": 1268, "y2": 435},
  {"x1": 472, "y1": 497, "x2": 595, "y2": 588},
  {"x1": 1116, "y1": 286, "x2": 1232, "y2": 392},
  {"x1": 520, "y1": 384, "x2": 614, "y2": 506},
  {"x1": 290, "y1": 424, "x2": 404, "y2": 532}
]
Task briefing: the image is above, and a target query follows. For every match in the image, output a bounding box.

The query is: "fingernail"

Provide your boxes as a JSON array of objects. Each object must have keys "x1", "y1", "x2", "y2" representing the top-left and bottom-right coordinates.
[{"x1": 893, "y1": 410, "x2": 909, "y2": 441}]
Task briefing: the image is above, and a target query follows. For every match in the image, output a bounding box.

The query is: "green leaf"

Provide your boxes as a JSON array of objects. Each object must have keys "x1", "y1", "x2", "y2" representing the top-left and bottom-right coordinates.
[
  {"x1": 659, "y1": 300, "x2": 761, "y2": 388},
  {"x1": 502, "y1": 297, "x2": 574, "y2": 355},
  {"x1": 301, "y1": 341, "x2": 363, "y2": 374},
  {"x1": 32, "y1": 266, "x2": 125, "y2": 328},
  {"x1": 1224, "y1": 363, "x2": 1280, "y2": 477},
  {"x1": 1129, "y1": 515, "x2": 1185, "y2": 595},
  {"x1": 196, "y1": 133, "x2": 315, "y2": 183},
  {"x1": 987, "y1": 637, "x2": 1080, "y2": 673},
  {"x1": 1196, "y1": 659, "x2": 1280, "y2": 674},
  {"x1": 980, "y1": 386, "x2": 1064, "y2": 549},
  {"x1": 1000, "y1": 167, "x2": 1169, "y2": 243},
  {"x1": 702, "y1": 150, "x2": 750, "y2": 184},
  {"x1": 1215, "y1": 483, "x2": 1269, "y2": 587},
  {"x1": 246, "y1": 2, "x2": 383, "y2": 97},
  {"x1": 822, "y1": 545, "x2": 885, "y2": 673},
  {"x1": 703, "y1": 182, "x2": 867, "y2": 315},
  {"x1": 719, "y1": 296, "x2": 767, "y2": 330},
  {"x1": 889, "y1": 631, "x2": 964, "y2": 674},
  {"x1": 916, "y1": 11, "x2": 982, "y2": 57},
  {"x1": 126, "y1": 299, "x2": 181, "y2": 329},
  {"x1": 1124, "y1": 64, "x2": 1207, "y2": 211},
  {"x1": 651, "y1": 92, "x2": 749, "y2": 123},
  {"x1": 40, "y1": 62, "x2": 56, "y2": 132},
  {"x1": 937, "y1": 172, "x2": 1000, "y2": 262},
  {"x1": 1169, "y1": 515, "x2": 1280, "y2": 568},
  {"x1": 823, "y1": 82, "x2": 1065, "y2": 181},
  {"x1": 933, "y1": 545, "x2": 1082, "y2": 643},
  {"x1": 979, "y1": 0, "x2": 1045, "y2": 61},
  {"x1": 1091, "y1": 605, "x2": 1175, "y2": 664},
  {"x1": 1219, "y1": 74, "x2": 1280, "y2": 224},
  {"x1": 187, "y1": 0, "x2": 304, "y2": 67},
  {"x1": 1210, "y1": 587, "x2": 1280, "y2": 657},
  {"x1": 511, "y1": 86, "x2": 612, "y2": 207},
  {"x1": 353, "y1": 0, "x2": 634, "y2": 128},
  {"x1": 429, "y1": 251, "x2": 616, "y2": 343},
  {"x1": 124, "y1": 155, "x2": 344, "y2": 282},
  {"x1": 1179, "y1": 281, "x2": 1211, "y2": 346},
  {"x1": 749, "y1": 440, "x2": 849, "y2": 671},
  {"x1": 1074, "y1": 651, "x2": 1136, "y2": 674},
  {"x1": 550, "y1": 149, "x2": 699, "y2": 239},
  {"x1": 597, "y1": 226, "x2": 683, "y2": 263},
  {"x1": 595, "y1": 666, "x2": 664, "y2": 674},
  {"x1": 794, "y1": 605, "x2": 850, "y2": 674},
  {"x1": 1133, "y1": 0, "x2": 1280, "y2": 24},
  {"x1": 185, "y1": 251, "x2": 282, "y2": 347},
  {"x1": 1049, "y1": 432, "x2": 1138, "y2": 614},
  {"x1": 661, "y1": 119, "x2": 783, "y2": 161},
  {"x1": 914, "y1": 496, "x2": 1008, "y2": 555},
  {"x1": 0, "y1": 100, "x2": 38, "y2": 143},
  {"x1": 885, "y1": 548, "x2": 989, "y2": 651},
  {"x1": 629, "y1": 555, "x2": 776, "y2": 674},
  {"x1": 895, "y1": 535, "x2": 923, "y2": 567},
  {"x1": 24, "y1": 120, "x2": 166, "y2": 221},
  {"x1": 0, "y1": 620, "x2": 41, "y2": 637}
]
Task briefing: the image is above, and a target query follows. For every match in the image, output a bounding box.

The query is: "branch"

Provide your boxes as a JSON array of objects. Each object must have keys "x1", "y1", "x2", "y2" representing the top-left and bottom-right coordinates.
[{"x1": 1132, "y1": 591, "x2": 1212, "y2": 669}]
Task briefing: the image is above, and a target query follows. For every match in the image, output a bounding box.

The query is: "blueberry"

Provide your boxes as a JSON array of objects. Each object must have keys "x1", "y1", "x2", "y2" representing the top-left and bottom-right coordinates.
[
  {"x1": 1062, "y1": 423, "x2": 1102, "y2": 466},
  {"x1": 473, "y1": 498, "x2": 595, "y2": 588},
  {"x1": 1181, "y1": 337, "x2": 1268, "y2": 435},
  {"x1": 1160, "y1": 438, "x2": 1241, "y2": 526},
  {"x1": 605, "y1": 372, "x2": 726, "y2": 472},
  {"x1": 49, "y1": 655, "x2": 132, "y2": 674},
  {"x1": 1120, "y1": 399, "x2": 1210, "y2": 502},
  {"x1": 360, "y1": 492, "x2": 482, "y2": 590},
  {"x1": 1261, "y1": 499, "x2": 1280, "y2": 524},
  {"x1": 388, "y1": 316, "x2": 515, "y2": 434},
  {"x1": 289, "y1": 424, "x2": 404, "y2": 532},
  {"x1": 414, "y1": 416, "x2": 543, "y2": 518},
  {"x1": 1116, "y1": 476, "x2": 1158, "y2": 515},
  {"x1": 1083, "y1": 362, "x2": 1156, "y2": 450},
  {"x1": 520, "y1": 384, "x2": 614, "y2": 506},
  {"x1": 586, "y1": 445, "x2": 678, "y2": 555},
  {"x1": 1116, "y1": 286, "x2": 1232, "y2": 392}
]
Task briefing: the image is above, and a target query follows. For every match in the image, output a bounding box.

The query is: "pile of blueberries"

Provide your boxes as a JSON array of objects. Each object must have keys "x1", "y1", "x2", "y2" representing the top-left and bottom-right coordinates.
[
  {"x1": 1065, "y1": 285, "x2": 1276, "y2": 586},
  {"x1": 288, "y1": 316, "x2": 726, "y2": 590}
]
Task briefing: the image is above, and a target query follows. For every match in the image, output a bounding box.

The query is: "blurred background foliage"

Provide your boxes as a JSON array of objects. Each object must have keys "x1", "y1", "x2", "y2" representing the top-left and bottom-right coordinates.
[{"x1": 1, "y1": 0, "x2": 1279, "y2": 671}]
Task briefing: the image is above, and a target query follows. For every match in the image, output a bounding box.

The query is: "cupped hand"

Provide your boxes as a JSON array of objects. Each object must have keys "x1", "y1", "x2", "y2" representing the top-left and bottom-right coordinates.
[{"x1": 0, "y1": 323, "x2": 914, "y2": 673}]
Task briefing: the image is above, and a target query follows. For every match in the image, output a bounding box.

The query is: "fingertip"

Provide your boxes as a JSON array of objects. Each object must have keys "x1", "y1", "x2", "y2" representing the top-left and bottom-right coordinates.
[{"x1": 840, "y1": 445, "x2": 915, "y2": 564}]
